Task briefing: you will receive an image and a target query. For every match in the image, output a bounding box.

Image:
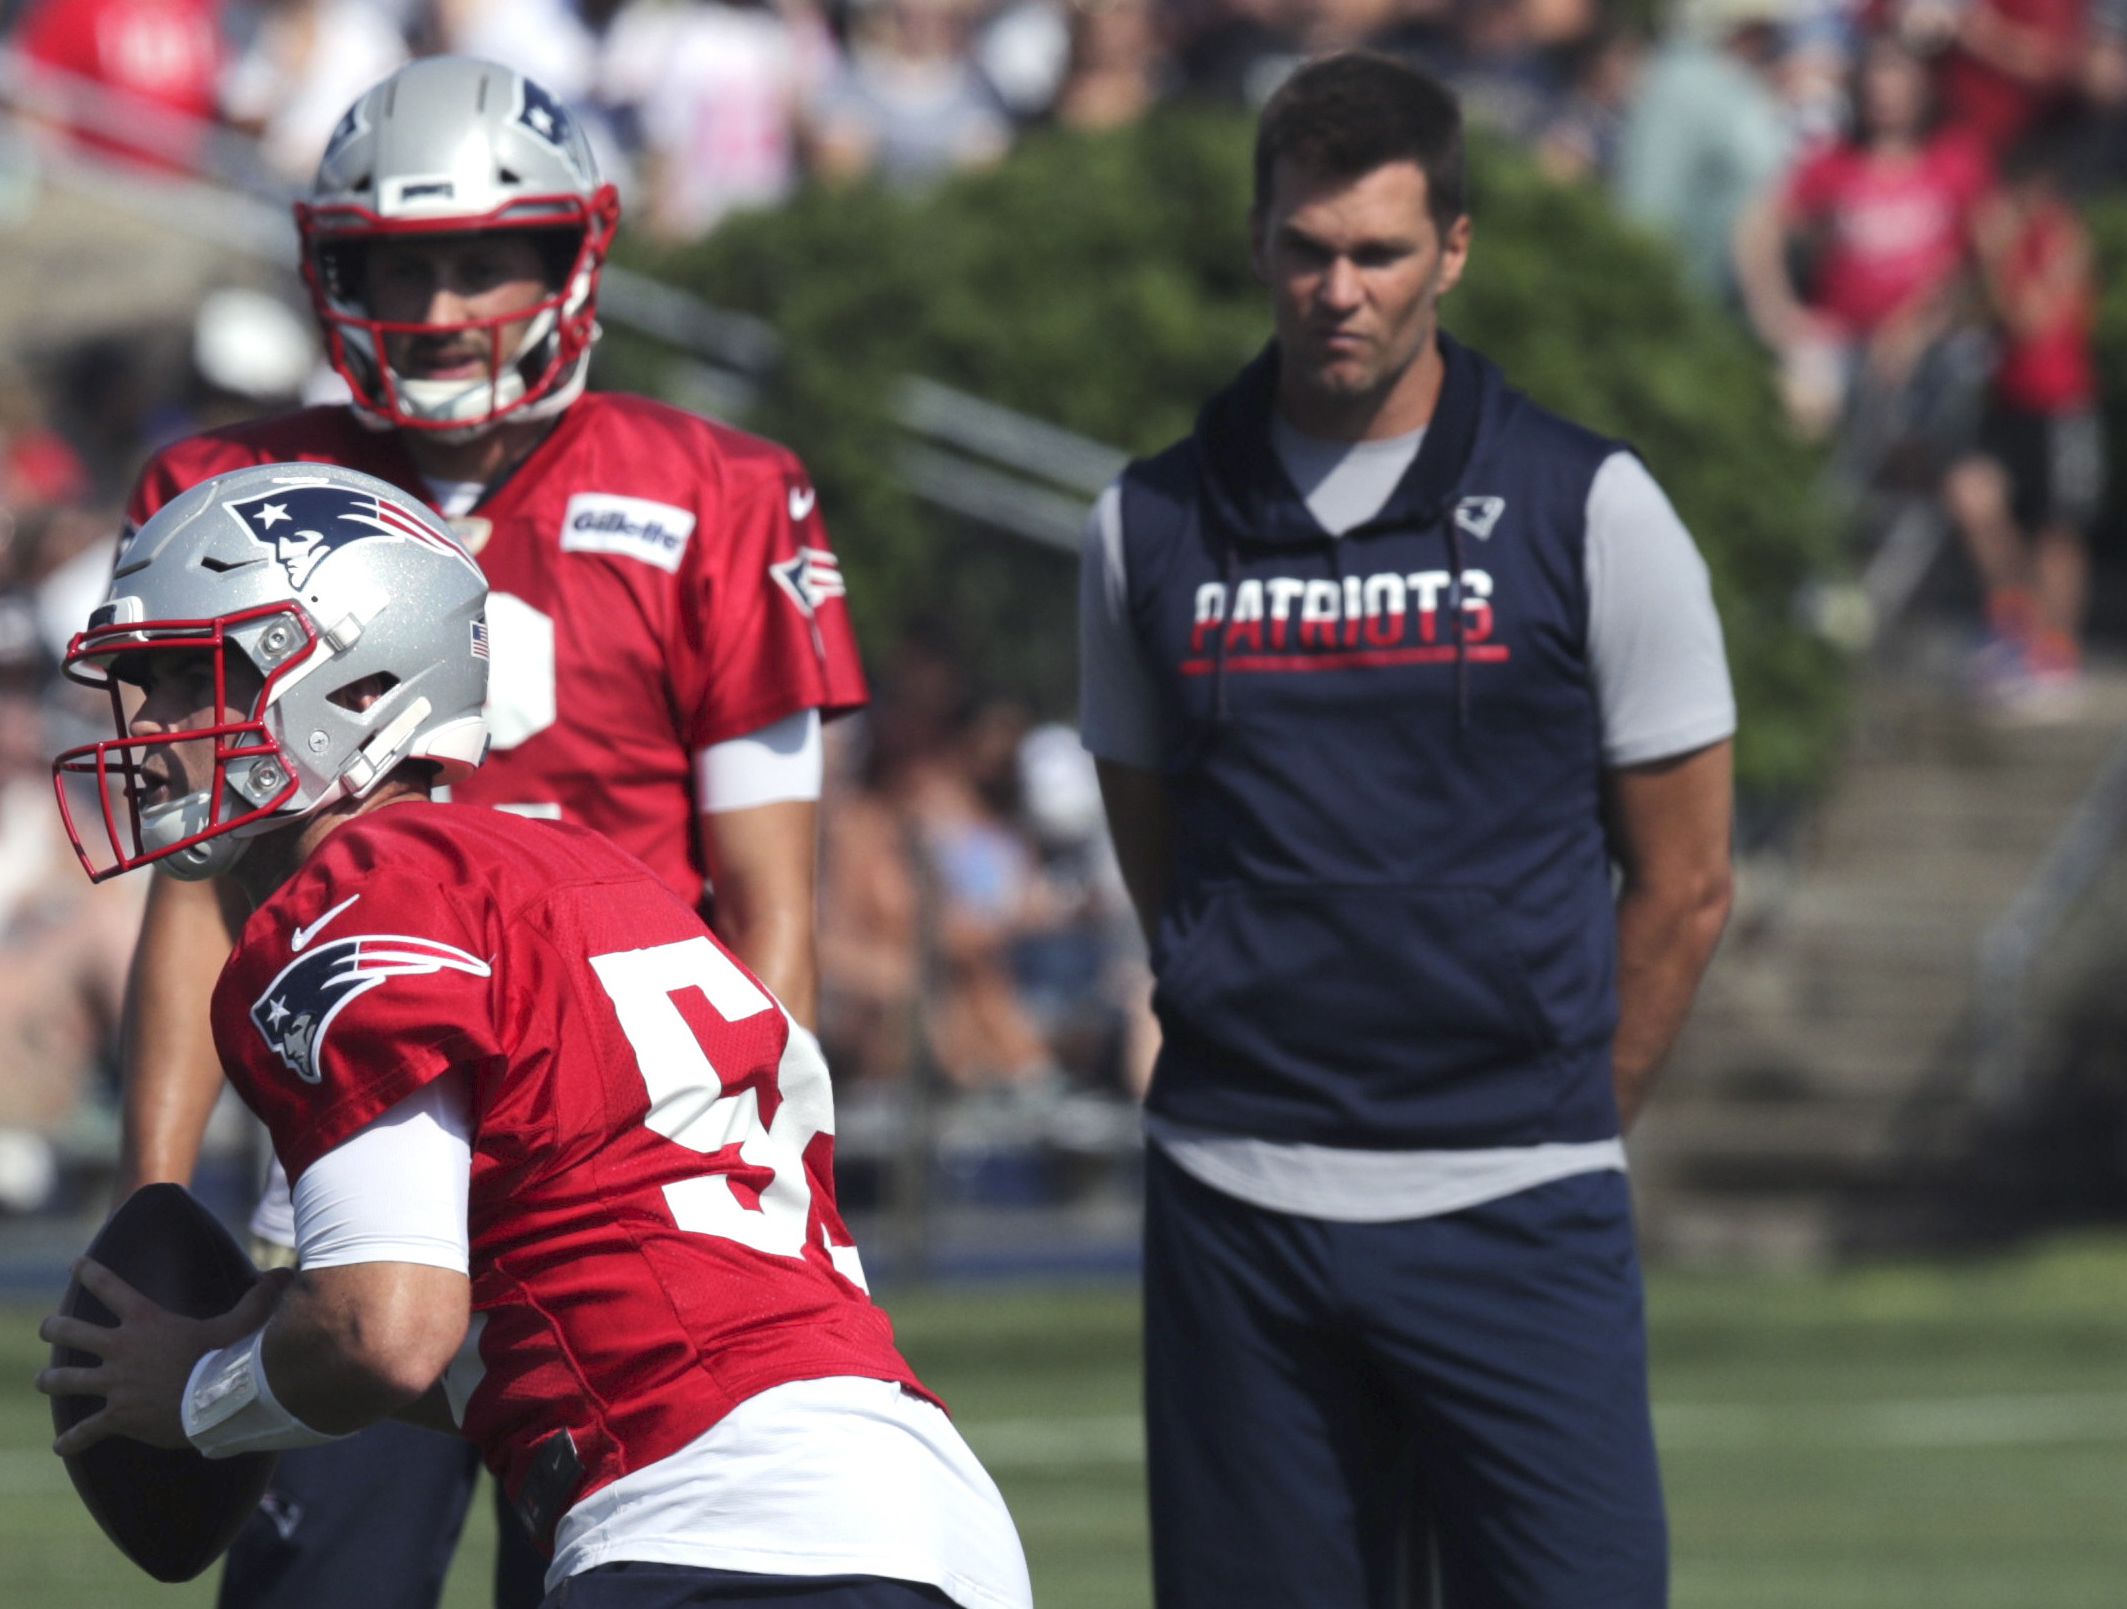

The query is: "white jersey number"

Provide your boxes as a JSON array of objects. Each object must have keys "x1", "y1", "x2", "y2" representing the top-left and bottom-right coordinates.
[{"x1": 587, "y1": 937, "x2": 863, "y2": 1285}]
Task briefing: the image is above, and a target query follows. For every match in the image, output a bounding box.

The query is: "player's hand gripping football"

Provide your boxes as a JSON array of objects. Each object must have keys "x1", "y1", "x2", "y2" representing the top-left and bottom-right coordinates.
[{"x1": 34, "y1": 1261, "x2": 294, "y2": 1455}]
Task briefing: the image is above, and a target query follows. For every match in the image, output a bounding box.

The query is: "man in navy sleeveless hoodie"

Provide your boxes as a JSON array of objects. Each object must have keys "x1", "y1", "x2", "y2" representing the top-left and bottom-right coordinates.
[{"x1": 1080, "y1": 53, "x2": 1736, "y2": 1609}]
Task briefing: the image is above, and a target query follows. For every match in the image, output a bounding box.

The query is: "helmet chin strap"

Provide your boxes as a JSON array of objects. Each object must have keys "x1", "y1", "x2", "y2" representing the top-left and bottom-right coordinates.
[
  {"x1": 334, "y1": 697, "x2": 434, "y2": 799},
  {"x1": 373, "y1": 350, "x2": 590, "y2": 445},
  {"x1": 139, "y1": 798, "x2": 252, "y2": 881},
  {"x1": 389, "y1": 305, "x2": 564, "y2": 433}
]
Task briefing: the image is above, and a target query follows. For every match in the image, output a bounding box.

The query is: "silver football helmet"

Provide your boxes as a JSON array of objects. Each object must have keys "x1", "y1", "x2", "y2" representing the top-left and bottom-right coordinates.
[
  {"x1": 53, "y1": 463, "x2": 490, "y2": 883},
  {"x1": 298, "y1": 56, "x2": 620, "y2": 438}
]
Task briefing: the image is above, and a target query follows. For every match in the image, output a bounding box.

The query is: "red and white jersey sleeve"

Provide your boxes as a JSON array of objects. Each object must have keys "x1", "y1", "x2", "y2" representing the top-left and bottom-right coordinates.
[
  {"x1": 212, "y1": 804, "x2": 925, "y2": 1534},
  {"x1": 670, "y1": 435, "x2": 865, "y2": 750},
  {"x1": 212, "y1": 852, "x2": 500, "y2": 1180}
]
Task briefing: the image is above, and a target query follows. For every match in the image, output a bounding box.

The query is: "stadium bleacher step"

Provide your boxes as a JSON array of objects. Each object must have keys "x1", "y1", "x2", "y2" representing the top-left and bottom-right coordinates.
[{"x1": 1636, "y1": 652, "x2": 2127, "y2": 1262}]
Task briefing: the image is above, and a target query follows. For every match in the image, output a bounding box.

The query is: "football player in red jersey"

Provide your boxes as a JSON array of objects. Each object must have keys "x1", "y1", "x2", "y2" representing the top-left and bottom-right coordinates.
[
  {"x1": 38, "y1": 464, "x2": 1033, "y2": 1609},
  {"x1": 110, "y1": 56, "x2": 868, "y2": 1609}
]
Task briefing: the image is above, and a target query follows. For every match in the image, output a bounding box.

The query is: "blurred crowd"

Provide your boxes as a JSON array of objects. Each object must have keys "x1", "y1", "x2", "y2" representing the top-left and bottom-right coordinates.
[
  {"x1": 11, "y1": 0, "x2": 2121, "y2": 213},
  {"x1": 0, "y1": 356, "x2": 143, "y2": 1215},
  {"x1": 2, "y1": 0, "x2": 2124, "y2": 1204},
  {"x1": 817, "y1": 624, "x2": 1157, "y2": 1121}
]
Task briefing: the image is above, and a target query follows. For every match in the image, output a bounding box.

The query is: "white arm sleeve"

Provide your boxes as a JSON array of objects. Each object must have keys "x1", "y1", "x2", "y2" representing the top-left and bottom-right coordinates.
[
  {"x1": 1585, "y1": 452, "x2": 1738, "y2": 768},
  {"x1": 693, "y1": 708, "x2": 823, "y2": 813},
  {"x1": 1078, "y1": 481, "x2": 1168, "y2": 769},
  {"x1": 291, "y1": 1073, "x2": 472, "y2": 1274}
]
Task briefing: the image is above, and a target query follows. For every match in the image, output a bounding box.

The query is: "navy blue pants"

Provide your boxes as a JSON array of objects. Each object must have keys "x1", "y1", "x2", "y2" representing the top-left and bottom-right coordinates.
[
  {"x1": 218, "y1": 1420, "x2": 547, "y2": 1609},
  {"x1": 1143, "y1": 1149, "x2": 1667, "y2": 1609},
  {"x1": 542, "y1": 1563, "x2": 954, "y2": 1607}
]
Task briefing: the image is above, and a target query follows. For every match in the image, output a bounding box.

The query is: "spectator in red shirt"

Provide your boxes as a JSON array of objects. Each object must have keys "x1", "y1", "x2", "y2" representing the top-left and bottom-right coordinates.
[
  {"x1": 1943, "y1": 128, "x2": 2104, "y2": 710},
  {"x1": 1936, "y1": 0, "x2": 2087, "y2": 151},
  {"x1": 16, "y1": 0, "x2": 224, "y2": 172},
  {"x1": 1737, "y1": 34, "x2": 1993, "y2": 454}
]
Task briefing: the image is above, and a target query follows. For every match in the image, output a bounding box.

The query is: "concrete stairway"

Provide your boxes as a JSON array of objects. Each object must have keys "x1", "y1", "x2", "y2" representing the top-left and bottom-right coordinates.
[{"x1": 1632, "y1": 642, "x2": 2127, "y2": 1264}]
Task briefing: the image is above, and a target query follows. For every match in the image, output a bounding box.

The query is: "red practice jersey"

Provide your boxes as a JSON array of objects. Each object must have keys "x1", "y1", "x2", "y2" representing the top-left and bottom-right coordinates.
[
  {"x1": 127, "y1": 396, "x2": 867, "y2": 911},
  {"x1": 1783, "y1": 131, "x2": 1992, "y2": 338},
  {"x1": 1992, "y1": 200, "x2": 2097, "y2": 414},
  {"x1": 210, "y1": 803, "x2": 928, "y2": 1529}
]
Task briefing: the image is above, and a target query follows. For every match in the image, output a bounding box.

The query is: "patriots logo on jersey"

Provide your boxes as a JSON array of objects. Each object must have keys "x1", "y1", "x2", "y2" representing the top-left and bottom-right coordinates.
[
  {"x1": 1454, "y1": 496, "x2": 1507, "y2": 541},
  {"x1": 223, "y1": 481, "x2": 481, "y2": 591},
  {"x1": 250, "y1": 934, "x2": 492, "y2": 1085},
  {"x1": 769, "y1": 547, "x2": 846, "y2": 618}
]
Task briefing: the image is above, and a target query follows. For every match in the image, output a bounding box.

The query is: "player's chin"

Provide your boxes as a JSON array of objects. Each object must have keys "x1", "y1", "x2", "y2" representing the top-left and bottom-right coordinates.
[{"x1": 1301, "y1": 355, "x2": 1379, "y2": 396}]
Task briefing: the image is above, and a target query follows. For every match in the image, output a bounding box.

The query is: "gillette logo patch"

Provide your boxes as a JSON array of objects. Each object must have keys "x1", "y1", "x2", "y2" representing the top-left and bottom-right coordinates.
[{"x1": 560, "y1": 494, "x2": 697, "y2": 574}]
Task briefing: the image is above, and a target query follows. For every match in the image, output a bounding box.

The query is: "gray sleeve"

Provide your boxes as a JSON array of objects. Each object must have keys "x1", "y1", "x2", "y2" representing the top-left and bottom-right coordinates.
[
  {"x1": 1586, "y1": 452, "x2": 1737, "y2": 768},
  {"x1": 1077, "y1": 480, "x2": 1168, "y2": 769}
]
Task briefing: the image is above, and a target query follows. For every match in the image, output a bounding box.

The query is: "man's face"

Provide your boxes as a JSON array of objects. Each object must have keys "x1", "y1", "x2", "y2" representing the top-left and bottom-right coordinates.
[
  {"x1": 364, "y1": 233, "x2": 553, "y2": 383},
  {"x1": 1251, "y1": 158, "x2": 1470, "y2": 413},
  {"x1": 124, "y1": 650, "x2": 260, "y2": 815},
  {"x1": 1858, "y1": 41, "x2": 1929, "y2": 142}
]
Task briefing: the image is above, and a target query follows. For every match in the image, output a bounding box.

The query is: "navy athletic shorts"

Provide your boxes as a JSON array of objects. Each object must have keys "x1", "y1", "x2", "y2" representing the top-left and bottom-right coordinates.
[
  {"x1": 541, "y1": 1562, "x2": 955, "y2": 1608},
  {"x1": 1979, "y1": 402, "x2": 2106, "y2": 533},
  {"x1": 1143, "y1": 1146, "x2": 1667, "y2": 1609},
  {"x1": 218, "y1": 1420, "x2": 546, "y2": 1609}
]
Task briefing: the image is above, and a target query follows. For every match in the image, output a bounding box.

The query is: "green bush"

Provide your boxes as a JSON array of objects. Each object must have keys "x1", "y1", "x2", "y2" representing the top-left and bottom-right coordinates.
[
  {"x1": 603, "y1": 110, "x2": 1848, "y2": 797},
  {"x1": 2085, "y1": 198, "x2": 2127, "y2": 540}
]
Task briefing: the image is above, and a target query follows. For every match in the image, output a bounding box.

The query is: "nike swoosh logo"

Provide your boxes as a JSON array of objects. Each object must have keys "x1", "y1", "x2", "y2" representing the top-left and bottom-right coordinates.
[
  {"x1": 292, "y1": 894, "x2": 360, "y2": 953},
  {"x1": 788, "y1": 485, "x2": 817, "y2": 522}
]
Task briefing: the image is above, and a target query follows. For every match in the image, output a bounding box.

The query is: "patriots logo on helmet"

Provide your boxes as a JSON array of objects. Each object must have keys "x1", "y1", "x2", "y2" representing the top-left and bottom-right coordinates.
[
  {"x1": 516, "y1": 79, "x2": 582, "y2": 168},
  {"x1": 321, "y1": 99, "x2": 366, "y2": 166},
  {"x1": 250, "y1": 934, "x2": 492, "y2": 1085},
  {"x1": 223, "y1": 482, "x2": 481, "y2": 592}
]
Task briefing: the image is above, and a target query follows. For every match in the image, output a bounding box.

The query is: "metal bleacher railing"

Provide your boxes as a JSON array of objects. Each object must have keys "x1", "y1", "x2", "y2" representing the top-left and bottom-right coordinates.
[{"x1": 1972, "y1": 727, "x2": 2127, "y2": 1107}]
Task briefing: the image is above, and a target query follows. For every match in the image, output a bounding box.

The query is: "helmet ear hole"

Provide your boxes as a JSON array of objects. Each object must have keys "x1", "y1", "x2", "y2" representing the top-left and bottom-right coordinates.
[{"x1": 328, "y1": 672, "x2": 399, "y2": 713}]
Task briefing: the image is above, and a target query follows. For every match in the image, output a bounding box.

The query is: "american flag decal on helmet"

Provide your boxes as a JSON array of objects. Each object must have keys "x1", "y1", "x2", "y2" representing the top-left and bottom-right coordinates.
[
  {"x1": 470, "y1": 618, "x2": 490, "y2": 660},
  {"x1": 769, "y1": 547, "x2": 846, "y2": 618}
]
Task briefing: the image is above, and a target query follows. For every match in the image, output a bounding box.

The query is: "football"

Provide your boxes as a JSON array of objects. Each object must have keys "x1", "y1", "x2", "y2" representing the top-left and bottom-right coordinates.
[{"x1": 49, "y1": 1183, "x2": 278, "y2": 1582}]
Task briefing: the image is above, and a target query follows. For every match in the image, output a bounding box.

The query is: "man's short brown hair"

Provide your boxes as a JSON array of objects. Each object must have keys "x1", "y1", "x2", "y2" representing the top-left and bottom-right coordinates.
[{"x1": 1253, "y1": 52, "x2": 1467, "y2": 233}]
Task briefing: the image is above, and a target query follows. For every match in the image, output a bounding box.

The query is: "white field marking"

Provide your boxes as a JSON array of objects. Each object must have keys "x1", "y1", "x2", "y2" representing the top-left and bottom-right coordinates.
[
  {"x1": 1657, "y1": 1391, "x2": 2127, "y2": 1450},
  {"x1": 15, "y1": 1396, "x2": 2120, "y2": 1489},
  {"x1": 958, "y1": 1393, "x2": 2127, "y2": 1470},
  {"x1": 959, "y1": 1415, "x2": 1143, "y2": 1470},
  {"x1": 1668, "y1": 1572, "x2": 2077, "y2": 1609}
]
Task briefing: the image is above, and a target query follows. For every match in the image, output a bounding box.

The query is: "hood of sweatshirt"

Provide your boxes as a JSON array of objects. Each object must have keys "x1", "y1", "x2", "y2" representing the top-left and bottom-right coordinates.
[{"x1": 1192, "y1": 329, "x2": 1494, "y2": 551}]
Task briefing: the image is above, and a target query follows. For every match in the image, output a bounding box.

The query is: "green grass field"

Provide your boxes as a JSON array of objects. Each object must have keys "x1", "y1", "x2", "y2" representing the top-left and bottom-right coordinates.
[{"x1": 7, "y1": 1235, "x2": 2127, "y2": 1608}]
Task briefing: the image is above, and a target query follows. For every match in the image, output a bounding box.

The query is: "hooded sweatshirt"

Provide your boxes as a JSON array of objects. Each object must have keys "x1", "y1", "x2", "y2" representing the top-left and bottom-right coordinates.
[{"x1": 1115, "y1": 332, "x2": 1626, "y2": 1151}]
